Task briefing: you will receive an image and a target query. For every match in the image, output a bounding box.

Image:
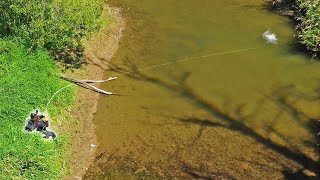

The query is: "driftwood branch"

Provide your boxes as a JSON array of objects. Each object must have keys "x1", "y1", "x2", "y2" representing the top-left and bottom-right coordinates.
[
  {"x1": 60, "y1": 75, "x2": 117, "y2": 83},
  {"x1": 60, "y1": 75, "x2": 117, "y2": 95}
]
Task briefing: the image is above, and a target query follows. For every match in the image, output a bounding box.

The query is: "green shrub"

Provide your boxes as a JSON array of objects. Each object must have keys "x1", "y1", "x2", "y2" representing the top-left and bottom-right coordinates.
[
  {"x1": 0, "y1": 0, "x2": 105, "y2": 66},
  {"x1": 0, "y1": 39, "x2": 74, "y2": 179},
  {"x1": 295, "y1": 0, "x2": 320, "y2": 55}
]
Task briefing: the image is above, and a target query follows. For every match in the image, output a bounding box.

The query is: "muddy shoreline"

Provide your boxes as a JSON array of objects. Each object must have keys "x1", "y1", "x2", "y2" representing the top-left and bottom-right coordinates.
[{"x1": 61, "y1": 6, "x2": 124, "y2": 179}]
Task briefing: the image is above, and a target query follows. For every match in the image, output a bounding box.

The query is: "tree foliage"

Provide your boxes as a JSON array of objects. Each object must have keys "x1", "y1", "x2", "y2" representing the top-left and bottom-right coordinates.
[{"x1": 0, "y1": 0, "x2": 105, "y2": 66}]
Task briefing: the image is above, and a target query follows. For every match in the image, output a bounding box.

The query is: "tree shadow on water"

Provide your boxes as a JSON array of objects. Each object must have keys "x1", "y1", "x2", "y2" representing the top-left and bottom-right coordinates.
[{"x1": 108, "y1": 60, "x2": 320, "y2": 178}]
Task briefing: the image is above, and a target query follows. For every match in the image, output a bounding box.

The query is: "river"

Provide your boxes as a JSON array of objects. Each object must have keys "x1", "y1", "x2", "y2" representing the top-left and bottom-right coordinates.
[{"x1": 85, "y1": 0, "x2": 320, "y2": 178}]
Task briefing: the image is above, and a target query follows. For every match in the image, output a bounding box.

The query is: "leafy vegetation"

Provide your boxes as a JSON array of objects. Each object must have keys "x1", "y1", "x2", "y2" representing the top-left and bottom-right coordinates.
[
  {"x1": 273, "y1": 0, "x2": 320, "y2": 56},
  {"x1": 0, "y1": 39, "x2": 74, "y2": 179},
  {"x1": 0, "y1": 0, "x2": 106, "y2": 178},
  {"x1": 295, "y1": 0, "x2": 320, "y2": 56},
  {"x1": 0, "y1": 0, "x2": 105, "y2": 66}
]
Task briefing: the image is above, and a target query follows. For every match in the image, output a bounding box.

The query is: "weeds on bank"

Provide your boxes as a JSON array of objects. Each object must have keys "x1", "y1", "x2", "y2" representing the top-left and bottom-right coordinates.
[
  {"x1": 0, "y1": 0, "x2": 106, "y2": 178},
  {"x1": 295, "y1": 0, "x2": 320, "y2": 56},
  {"x1": 271, "y1": 0, "x2": 320, "y2": 56},
  {"x1": 0, "y1": 40, "x2": 74, "y2": 179},
  {"x1": 0, "y1": 0, "x2": 105, "y2": 67}
]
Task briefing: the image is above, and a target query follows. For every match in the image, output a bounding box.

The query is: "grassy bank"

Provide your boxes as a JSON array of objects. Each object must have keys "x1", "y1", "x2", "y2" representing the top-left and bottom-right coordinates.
[
  {"x1": 0, "y1": 0, "x2": 107, "y2": 178},
  {"x1": 0, "y1": 0, "x2": 105, "y2": 67},
  {"x1": 0, "y1": 40, "x2": 74, "y2": 179},
  {"x1": 272, "y1": 0, "x2": 320, "y2": 56},
  {"x1": 295, "y1": 0, "x2": 320, "y2": 55}
]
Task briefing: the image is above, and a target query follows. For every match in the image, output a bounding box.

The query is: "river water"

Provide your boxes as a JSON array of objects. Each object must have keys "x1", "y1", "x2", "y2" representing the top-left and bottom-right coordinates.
[{"x1": 85, "y1": 0, "x2": 320, "y2": 178}]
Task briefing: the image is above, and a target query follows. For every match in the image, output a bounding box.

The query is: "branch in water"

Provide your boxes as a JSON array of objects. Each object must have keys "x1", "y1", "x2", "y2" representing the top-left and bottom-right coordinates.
[{"x1": 60, "y1": 75, "x2": 117, "y2": 95}]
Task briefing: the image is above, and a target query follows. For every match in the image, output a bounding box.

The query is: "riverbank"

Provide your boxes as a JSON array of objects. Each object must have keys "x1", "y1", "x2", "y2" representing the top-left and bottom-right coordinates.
[
  {"x1": 61, "y1": 6, "x2": 124, "y2": 178},
  {"x1": 271, "y1": 0, "x2": 320, "y2": 57},
  {"x1": 0, "y1": 2, "x2": 121, "y2": 179}
]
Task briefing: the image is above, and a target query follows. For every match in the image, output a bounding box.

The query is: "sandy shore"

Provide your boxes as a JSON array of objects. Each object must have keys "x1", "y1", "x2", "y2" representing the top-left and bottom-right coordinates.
[{"x1": 60, "y1": 6, "x2": 124, "y2": 179}]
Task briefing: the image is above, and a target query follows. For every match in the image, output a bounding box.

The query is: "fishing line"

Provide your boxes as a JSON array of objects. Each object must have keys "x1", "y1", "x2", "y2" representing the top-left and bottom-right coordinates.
[
  {"x1": 45, "y1": 83, "x2": 74, "y2": 117},
  {"x1": 118, "y1": 47, "x2": 257, "y2": 75},
  {"x1": 44, "y1": 47, "x2": 257, "y2": 116}
]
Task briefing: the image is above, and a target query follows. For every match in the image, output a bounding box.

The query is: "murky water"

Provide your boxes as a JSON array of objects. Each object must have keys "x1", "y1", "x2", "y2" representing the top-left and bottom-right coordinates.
[{"x1": 85, "y1": 0, "x2": 320, "y2": 178}]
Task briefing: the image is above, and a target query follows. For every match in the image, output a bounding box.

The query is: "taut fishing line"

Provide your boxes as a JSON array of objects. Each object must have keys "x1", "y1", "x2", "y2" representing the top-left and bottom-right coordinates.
[
  {"x1": 45, "y1": 47, "x2": 257, "y2": 116},
  {"x1": 119, "y1": 47, "x2": 257, "y2": 75}
]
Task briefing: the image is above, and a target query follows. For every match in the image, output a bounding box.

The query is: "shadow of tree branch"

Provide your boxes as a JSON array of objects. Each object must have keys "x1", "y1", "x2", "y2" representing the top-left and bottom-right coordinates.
[{"x1": 108, "y1": 61, "x2": 320, "y2": 176}]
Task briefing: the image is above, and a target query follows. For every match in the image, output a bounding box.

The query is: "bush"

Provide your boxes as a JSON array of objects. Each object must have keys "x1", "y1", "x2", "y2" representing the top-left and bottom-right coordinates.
[
  {"x1": 0, "y1": 39, "x2": 74, "y2": 179},
  {"x1": 295, "y1": 0, "x2": 320, "y2": 55},
  {"x1": 0, "y1": 0, "x2": 105, "y2": 66}
]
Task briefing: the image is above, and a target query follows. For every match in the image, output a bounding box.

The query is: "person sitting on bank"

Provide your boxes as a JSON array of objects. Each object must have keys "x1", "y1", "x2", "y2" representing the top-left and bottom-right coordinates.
[{"x1": 25, "y1": 110, "x2": 57, "y2": 140}]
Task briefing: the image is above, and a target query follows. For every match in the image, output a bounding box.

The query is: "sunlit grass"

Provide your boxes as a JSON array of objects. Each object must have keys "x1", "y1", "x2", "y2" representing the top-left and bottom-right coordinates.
[
  {"x1": 0, "y1": 39, "x2": 74, "y2": 179},
  {"x1": 0, "y1": 0, "x2": 106, "y2": 67}
]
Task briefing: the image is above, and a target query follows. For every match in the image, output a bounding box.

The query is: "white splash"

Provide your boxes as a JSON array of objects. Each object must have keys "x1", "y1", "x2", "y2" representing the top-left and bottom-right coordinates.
[
  {"x1": 90, "y1": 144, "x2": 96, "y2": 148},
  {"x1": 262, "y1": 31, "x2": 277, "y2": 44}
]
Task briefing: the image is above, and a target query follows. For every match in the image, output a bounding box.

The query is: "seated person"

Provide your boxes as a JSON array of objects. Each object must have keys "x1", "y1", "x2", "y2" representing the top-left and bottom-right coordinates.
[{"x1": 25, "y1": 110, "x2": 57, "y2": 140}]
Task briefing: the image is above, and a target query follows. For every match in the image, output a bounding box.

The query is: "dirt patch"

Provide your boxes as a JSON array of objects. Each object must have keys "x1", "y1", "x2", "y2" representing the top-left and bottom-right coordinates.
[{"x1": 60, "y1": 6, "x2": 124, "y2": 179}]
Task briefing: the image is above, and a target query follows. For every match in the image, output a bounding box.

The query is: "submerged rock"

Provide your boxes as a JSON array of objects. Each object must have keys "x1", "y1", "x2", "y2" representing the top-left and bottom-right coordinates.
[{"x1": 262, "y1": 31, "x2": 277, "y2": 44}]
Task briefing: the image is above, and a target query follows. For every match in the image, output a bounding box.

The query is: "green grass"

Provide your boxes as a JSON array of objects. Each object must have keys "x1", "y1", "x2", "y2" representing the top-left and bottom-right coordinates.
[
  {"x1": 0, "y1": 0, "x2": 107, "y2": 178},
  {"x1": 0, "y1": 0, "x2": 105, "y2": 67},
  {"x1": 0, "y1": 39, "x2": 74, "y2": 179}
]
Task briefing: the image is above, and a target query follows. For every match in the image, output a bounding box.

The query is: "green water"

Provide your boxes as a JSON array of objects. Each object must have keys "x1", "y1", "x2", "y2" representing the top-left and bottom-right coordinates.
[{"x1": 86, "y1": 0, "x2": 320, "y2": 178}]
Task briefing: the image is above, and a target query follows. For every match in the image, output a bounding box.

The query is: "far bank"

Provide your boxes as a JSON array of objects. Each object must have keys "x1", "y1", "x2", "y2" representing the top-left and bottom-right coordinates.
[{"x1": 271, "y1": 0, "x2": 320, "y2": 57}]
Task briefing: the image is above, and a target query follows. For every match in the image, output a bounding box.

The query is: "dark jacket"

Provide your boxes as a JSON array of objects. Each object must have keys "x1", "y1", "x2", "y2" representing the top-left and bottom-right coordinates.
[{"x1": 25, "y1": 120, "x2": 49, "y2": 132}]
